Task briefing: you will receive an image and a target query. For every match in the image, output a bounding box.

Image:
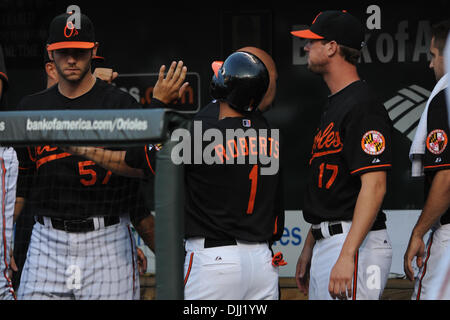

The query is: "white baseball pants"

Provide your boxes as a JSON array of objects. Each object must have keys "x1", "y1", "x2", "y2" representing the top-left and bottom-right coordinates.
[
  {"x1": 0, "y1": 147, "x2": 18, "y2": 300},
  {"x1": 309, "y1": 221, "x2": 392, "y2": 300},
  {"x1": 184, "y1": 237, "x2": 279, "y2": 300},
  {"x1": 17, "y1": 215, "x2": 139, "y2": 300},
  {"x1": 412, "y1": 223, "x2": 450, "y2": 300}
]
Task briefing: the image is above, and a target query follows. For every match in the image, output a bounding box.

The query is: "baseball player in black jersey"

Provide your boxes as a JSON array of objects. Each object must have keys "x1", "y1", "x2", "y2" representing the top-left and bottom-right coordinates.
[
  {"x1": 14, "y1": 12, "x2": 152, "y2": 300},
  {"x1": 292, "y1": 11, "x2": 393, "y2": 300},
  {"x1": 180, "y1": 48, "x2": 285, "y2": 300},
  {"x1": 404, "y1": 20, "x2": 450, "y2": 300}
]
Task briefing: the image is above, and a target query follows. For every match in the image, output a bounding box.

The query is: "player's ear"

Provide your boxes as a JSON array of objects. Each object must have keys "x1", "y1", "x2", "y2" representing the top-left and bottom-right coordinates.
[
  {"x1": 46, "y1": 45, "x2": 54, "y2": 62},
  {"x1": 45, "y1": 62, "x2": 58, "y2": 81},
  {"x1": 326, "y1": 41, "x2": 339, "y2": 57}
]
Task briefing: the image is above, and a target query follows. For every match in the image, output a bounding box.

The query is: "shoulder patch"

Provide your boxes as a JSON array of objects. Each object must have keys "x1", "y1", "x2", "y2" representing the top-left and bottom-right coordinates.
[
  {"x1": 361, "y1": 130, "x2": 385, "y2": 155},
  {"x1": 426, "y1": 129, "x2": 447, "y2": 155}
]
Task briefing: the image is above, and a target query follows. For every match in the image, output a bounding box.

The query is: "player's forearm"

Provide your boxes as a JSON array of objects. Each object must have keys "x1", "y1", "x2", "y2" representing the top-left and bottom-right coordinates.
[
  {"x1": 303, "y1": 226, "x2": 316, "y2": 251},
  {"x1": 413, "y1": 169, "x2": 450, "y2": 238},
  {"x1": 13, "y1": 196, "x2": 26, "y2": 222},
  {"x1": 134, "y1": 214, "x2": 155, "y2": 252},
  {"x1": 67, "y1": 146, "x2": 144, "y2": 178},
  {"x1": 340, "y1": 171, "x2": 387, "y2": 259}
]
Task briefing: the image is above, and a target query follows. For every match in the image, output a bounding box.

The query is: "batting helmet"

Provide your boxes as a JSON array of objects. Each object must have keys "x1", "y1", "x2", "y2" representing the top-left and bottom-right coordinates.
[{"x1": 210, "y1": 51, "x2": 269, "y2": 114}]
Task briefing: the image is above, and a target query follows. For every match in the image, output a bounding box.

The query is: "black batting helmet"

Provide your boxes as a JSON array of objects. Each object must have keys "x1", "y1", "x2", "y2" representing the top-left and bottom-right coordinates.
[{"x1": 210, "y1": 51, "x2": 269, "y2": 114}]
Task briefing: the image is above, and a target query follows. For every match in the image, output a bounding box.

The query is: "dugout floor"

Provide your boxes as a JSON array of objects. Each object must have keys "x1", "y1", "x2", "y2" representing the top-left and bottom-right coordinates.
[{"x1": 139, "y1": 275, "x2": 414, "y2": 300}]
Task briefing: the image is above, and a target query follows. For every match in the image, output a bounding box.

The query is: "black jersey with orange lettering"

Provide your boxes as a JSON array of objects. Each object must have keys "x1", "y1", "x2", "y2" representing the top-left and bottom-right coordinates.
[
  {"x1": 423, "y1": 90, "x2": 450, "y2": 225},
  {"x1": 16, "y1": 79, "x2": 146, "y2": 220},
  {"x1": 303, "y1": 80, "x2": 392, "y2": 225},
  {"x1": 184, "y1": 101, "x2": 284, "y2": 242}
]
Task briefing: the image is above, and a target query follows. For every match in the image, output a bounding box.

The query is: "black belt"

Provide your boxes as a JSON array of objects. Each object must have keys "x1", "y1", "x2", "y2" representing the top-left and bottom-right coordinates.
[
  {"x1": 311, "y1": 221, "x2": 386, "y2": 241},
  {"x1": 36, "y1": 215, "x2": 120, "y2": 233},
  {"x1": 204, "y1": 238, "x2": 237, "y2": 248}
]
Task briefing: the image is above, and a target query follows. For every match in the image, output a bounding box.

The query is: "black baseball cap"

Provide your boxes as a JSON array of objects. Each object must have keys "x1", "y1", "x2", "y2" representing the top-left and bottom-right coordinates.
[
  {"x1": 47, "y1": 12, "x2": 96, "y2": 51},
  {"x1": 291, "y1": 10, "x2": 365, "y2": 50}
]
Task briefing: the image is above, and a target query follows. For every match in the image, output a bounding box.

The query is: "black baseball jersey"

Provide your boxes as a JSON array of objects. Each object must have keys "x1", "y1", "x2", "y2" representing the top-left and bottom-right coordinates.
[
  {"x1": 184, "y1": 101, "x2": 284, "y2": 242},
  {"x1": 423, "y1": 90, "x2": 450, "y2": 225},
  {"x1": 17, "y1": 79, "x2": 149, "y2": 221},
  {"x1": 303, "y1": 80, "x2": 392, "y2": 225}
]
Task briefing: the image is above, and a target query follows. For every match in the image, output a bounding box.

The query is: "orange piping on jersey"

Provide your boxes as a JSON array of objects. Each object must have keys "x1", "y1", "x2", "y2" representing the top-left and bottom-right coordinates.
[
  {"x1": 350, "y1": 164, "x2": 391, "y2": 175},
  {"x1": 144, "y1": 145, "x2": 156, "y2": 176},
  {"x1": 352, "y1": 250, "x2": 359, "y2": 300},
  {"x1": 35, "y1": 152, "x2": 72, "y2": 169},
  {"x1": 184, "y1": 252, "x2": 194, "y2": 287},
  {"x1": 273, "y1": 216, "x2": 278, "y2": 235},
  {"x1": 309, "y1": 147, "x2": 343, "y2": 164},
  {"x1": 423, "y1": 163, "x2": 450, "y2": 169}
]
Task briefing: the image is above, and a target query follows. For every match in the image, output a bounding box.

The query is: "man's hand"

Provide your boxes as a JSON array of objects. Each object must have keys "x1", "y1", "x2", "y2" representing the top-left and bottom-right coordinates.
[
  {"x1": 93, "y1": 68, "x2": 118, "y2": 84},
  {"x1": 404, "y1": 233, "x2": 425, "y2": 281},
  {"x1": 8, "y1": 253, "x2": 18, "y2": 280},
  {"x1": 329, "y1": 254, "x2": 354, "y2": 300},
  {"x1": 136, "y1": 247, "x2": 148, "y2": 275},
  {"x1": 295, "y1": 245, "x2": 312, "y2": 295},
  {"x1": 153, "y1": 61, "x2": 189, "y2": 105}
]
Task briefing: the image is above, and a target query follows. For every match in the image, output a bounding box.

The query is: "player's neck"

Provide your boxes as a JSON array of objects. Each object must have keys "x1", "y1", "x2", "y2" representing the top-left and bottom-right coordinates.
[
  {"x1": 218, "y1": 102, "x2": 244, "y2": 120},
  {"x1": 58, "y1": 72, "x2": 97, "y2": 99},
  {"x1": 323, "y1": 60, "x2": 360, "y2": 95}
]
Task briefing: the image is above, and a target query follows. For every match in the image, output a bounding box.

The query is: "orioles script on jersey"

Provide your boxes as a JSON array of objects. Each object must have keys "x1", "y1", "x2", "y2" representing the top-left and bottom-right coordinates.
[{"x1": 310, "y1": 122, "x2": 343, "y2": 164}]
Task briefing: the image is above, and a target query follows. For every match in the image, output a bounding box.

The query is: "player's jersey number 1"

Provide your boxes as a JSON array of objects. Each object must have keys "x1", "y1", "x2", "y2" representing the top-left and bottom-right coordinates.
[{"x1": 247, "y1": 165, "x2": 258, "y2": 214}]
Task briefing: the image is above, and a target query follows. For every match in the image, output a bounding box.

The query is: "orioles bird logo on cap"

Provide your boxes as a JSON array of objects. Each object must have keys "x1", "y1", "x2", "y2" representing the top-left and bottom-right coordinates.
[{"x1": 64, "y1": 21, "x2": 79, "y2": 38}]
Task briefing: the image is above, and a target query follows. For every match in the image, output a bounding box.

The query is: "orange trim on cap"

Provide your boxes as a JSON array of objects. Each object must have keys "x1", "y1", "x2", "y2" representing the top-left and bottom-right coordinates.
[
  {"x1": 47, "y1": 41, "x2": 95, "y2": 51},
  {"x1": 290, "y1": 29, "x2": 324, "y2": 39},
  {"x1": 211, "y1": 61, "x2": 223, "y2": 78}
]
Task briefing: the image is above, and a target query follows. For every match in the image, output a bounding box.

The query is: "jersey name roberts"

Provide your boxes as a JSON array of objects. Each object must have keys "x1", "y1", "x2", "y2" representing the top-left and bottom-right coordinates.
[
  {"x1": 184, "y1": 101, "x2": 284, "y2": 243},
  {"x1": 303, "y1": 80, "x2": 393, "y2": 226}
]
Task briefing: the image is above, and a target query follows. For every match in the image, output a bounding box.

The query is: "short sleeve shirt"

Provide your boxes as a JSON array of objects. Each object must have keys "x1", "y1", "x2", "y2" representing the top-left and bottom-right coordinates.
[
  {"x1": 303, "y1": 80, "x2": 392, "y2": 225},
  {"x1": 423, "y1": 90, "x2": 450, "y2": 225}
]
